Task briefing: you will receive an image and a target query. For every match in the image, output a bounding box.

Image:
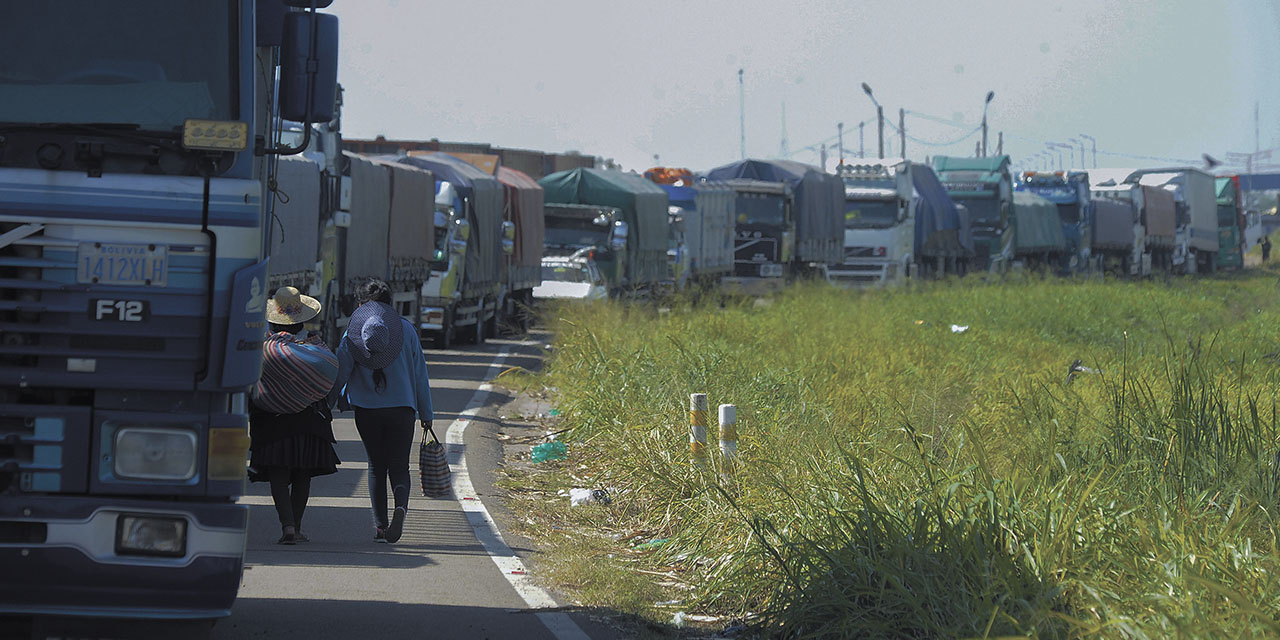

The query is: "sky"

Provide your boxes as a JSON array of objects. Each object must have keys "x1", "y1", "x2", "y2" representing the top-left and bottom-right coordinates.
[{"x1": 329, "y1": 0, "x2": 1280, "y2": 175}]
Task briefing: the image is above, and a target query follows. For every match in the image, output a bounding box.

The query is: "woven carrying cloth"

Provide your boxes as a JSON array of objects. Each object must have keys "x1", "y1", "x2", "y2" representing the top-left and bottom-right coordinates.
[
  {"x1": 419, "y1": 426, "x2": 451, "y2": 497},
  {"x1": 252, "y1": 333, "x2": 339, "y2": 414}
]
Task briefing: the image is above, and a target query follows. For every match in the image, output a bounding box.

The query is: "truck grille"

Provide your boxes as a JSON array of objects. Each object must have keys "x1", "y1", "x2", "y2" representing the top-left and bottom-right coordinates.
[{"x1": 0, "y1": 223, "x2": 210, "y2": 391}]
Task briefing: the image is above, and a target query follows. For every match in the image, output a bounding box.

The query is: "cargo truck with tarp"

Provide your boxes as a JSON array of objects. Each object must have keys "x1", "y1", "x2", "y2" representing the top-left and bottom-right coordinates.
[
  {"x1": 932, "y1": 155, "x2": 1014, "y2": 272},
  {"x1": 1010, "y1": 190, "x2": 1069, "y2": 268},
  {"x1": 322, "y1": 153, "x2": 436, "y2": 344},
  {"x1": 649, "y1": 179, "x2": 735, "y2": 289},
  {"x1": 539, "y1": 168, "x2": 669, "y2": 295},
  {"x1": 1090, "y1": 199, "x2": 1139, "y2": 275},
  {"x1": 1016, "y1": 171, "x2": 1093, "y2": 274},
  {"x1": 267, "y1": 156, "x2": 323, "y2": 293},
  {"x1": 704, "y1": 159, "x2": 844, "y2": 290},
  {"x1": 0, "y1": 0, "x2": 339, "y2": 630},
  {"x1": 1215, "y1": 176, "x2": 1246, "y2": 270},
  {"x1": 1091, "y1": 170, "x2": 1178, "y2": 275},
  {"x1": 395, "y1": 153, "x2": 508, "y2": 347},
  {"x1": 1128, "y1": 168, "x2": 1218, "y2": 274}
]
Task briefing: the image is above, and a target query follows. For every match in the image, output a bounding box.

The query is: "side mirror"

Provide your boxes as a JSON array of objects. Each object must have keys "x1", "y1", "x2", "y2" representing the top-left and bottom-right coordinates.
[
  {"x1": 610, "y1": 220, "x2": 629, "y2": 252},
  {"x1": 280, "y1": 12, "x2": 339, "y2": 122},
  {"x1": 501, "y1": 221, "x2": 516, "y2": 255}
]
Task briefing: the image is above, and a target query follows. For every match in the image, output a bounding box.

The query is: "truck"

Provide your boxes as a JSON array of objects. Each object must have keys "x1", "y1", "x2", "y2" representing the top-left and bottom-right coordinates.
[
  {"x1": 1015, "y1": 171, "x2": 1093, "y2": 274},
  {"x1": 539, "y1": 168, "x2": 670, "y2": 296},
  {"x1": 932, "y1": 155, "x2": 1015, "y2": 272},
  {"x1": 703, "y1": 159, "x2": 844, "y2": 291},
  {"x1": 394, "y1": 153, "x2": 508, "y2": 347},
  {"x1": 1215, "y1": 176, "x2": 1246, "y2": 270},
  {"x1": 644, "y1": 168, "x2": 735, "y2": 290},
  {"x1": 1010, "y1": 190, "x2": 1070, "y2": 270},
  {"x1": 829, "y1": 160, "x2": 971, "y2": 284},
  {"x1": 0, "y1": 0, "x2": 339, "y2": 631},
  {"x1": 1090, "y1": 198, "x2": 1140, "y2": 276},
  {"x1": 1129, "y1": 168, "x2": 1219, "y2": 274},
  {"x1": 495, "y1": 166, "x2": 545, "y2": 331},
  {"x1": 1091, "y1": 170, "x2": 1178, "y2": 275}
]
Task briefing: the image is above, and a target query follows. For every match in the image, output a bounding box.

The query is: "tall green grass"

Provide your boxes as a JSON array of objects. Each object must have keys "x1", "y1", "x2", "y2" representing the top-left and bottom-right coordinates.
[{"x1": 537, "y1": 270, "x2": 1280, "y2": 637}]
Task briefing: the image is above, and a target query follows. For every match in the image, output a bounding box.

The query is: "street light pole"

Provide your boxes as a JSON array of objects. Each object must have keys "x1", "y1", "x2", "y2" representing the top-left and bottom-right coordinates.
[
  {"x1": 899, "y1": 108, "x2": 906, "y2": 159},
  {"x1": 1079, "y1": 133, "x2": 1096, "y2": 168},
  {"x1": 859, "y1": 121, "x2": 865, "y2": 158},
  {"x1": 981, "y1": 91, "x2": 995, "y2": 157},
  {"x1": 862, "y1": 83, "x2": 884, "y2": 159},
  {"x1": 837, "y1": 122, "x2": 844, "y2": 167},
  {"x1": 738, "y1": 69, "x2": 745, "y2": 160},
  {"x1": 1068, "y1": 137, "x2": 1084, "y2": 169}
]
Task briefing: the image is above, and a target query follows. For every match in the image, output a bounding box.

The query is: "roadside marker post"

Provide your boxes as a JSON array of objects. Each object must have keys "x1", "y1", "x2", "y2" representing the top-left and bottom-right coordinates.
[
  {"x1": 690, "y1": 393, "x2": 709, "y2": 469},
  {"x1": 718, "y1": 404, "x2": 738, "y2": 479}
]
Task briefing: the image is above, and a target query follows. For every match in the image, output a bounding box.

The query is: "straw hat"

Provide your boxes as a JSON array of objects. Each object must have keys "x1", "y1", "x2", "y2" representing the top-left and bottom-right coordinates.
[
  {"x1": 347, "y1": 301, "x2": 403, "y2": 370},
  {"x1": 266, "y1": 286, "x2": 321, "y2": 324}
]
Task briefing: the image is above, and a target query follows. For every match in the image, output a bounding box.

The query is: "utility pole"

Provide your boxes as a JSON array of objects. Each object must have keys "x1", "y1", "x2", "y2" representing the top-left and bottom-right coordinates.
[
  {"x1": 975, "y1": 140, "x2": 981, "y2": 157},
  {"x1": 837, "y1": 122, "x2": 844, "y2": 167},
  {"x1": 877, "y1": 105, "x2": 885, "y2": 159},
  {"x1": 980, "y1": 91, "x2": 995, "y2": 157},
  {"x1": 996, "y1": 131, "x2": 1003, "y2": 156},
  {"x1": 899, "y1": 108, "x2": 906, "y2": 159},
  {"x1": 819, "y1": 143, "x2": 827, "y2": 172},
  {"x1": 779, "y1": 101, "x2": 789, "y2": 158},
  {"x1": 738, "y1": 69, "x2": 745, "y2": 160}
]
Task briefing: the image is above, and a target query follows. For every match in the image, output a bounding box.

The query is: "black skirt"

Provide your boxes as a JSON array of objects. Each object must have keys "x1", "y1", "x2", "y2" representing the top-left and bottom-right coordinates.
[{"x1": 249, "y1": 434, "x2": 340, "y2": 482}]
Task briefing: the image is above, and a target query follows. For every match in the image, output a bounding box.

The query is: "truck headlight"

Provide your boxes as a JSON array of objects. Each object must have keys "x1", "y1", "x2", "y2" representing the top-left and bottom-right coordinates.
[
  {"x1": 116, "y1": 514, "x2": 187, "y2": 557},
  {"x1": 114, "y1": 428, "x2": 197, "y2": 480}
]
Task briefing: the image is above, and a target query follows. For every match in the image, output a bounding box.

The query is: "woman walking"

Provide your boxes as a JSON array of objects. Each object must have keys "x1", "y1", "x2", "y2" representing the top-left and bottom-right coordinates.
[
  {"x1": 334, "y1": 279, "x2": 434, "y2": 543},
  {"x1": 249, "y1": 286, "x2": 341, "y2": 545}
]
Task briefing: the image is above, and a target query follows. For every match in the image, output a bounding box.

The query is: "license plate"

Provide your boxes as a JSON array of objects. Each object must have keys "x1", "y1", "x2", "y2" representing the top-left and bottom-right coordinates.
[{"x1": 77, "y1": 243, "x2": 167, "y2": 287}]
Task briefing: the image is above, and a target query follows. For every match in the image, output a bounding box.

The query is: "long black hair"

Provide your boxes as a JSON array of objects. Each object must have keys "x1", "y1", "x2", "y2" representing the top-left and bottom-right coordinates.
[{"x1": 355, "y1": 278, "x2": 393, "y2": 392}]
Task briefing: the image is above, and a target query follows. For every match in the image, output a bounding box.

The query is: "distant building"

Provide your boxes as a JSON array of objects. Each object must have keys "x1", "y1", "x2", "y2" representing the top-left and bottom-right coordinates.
[{"x1": 341, "y1": 137, "x2": 596, "y2": 179}]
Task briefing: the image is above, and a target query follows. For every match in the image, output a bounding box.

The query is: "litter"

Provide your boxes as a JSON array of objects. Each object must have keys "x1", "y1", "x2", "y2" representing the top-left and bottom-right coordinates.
[
  {"x1": 950, "y1": 324, "x2": 969, "y2": 333},
  {"x1": 633, "y1": 538, "x2": 668, "y2": 551},
  {"x1": 670, "y1": 612, "x2": 688, "y2": 628},
  {"x1": 531, "y1": 441, "x2": 567, "y2": 463},
  {"x1": 568, "y1": 488, "x2": 610, "y2": 506}
]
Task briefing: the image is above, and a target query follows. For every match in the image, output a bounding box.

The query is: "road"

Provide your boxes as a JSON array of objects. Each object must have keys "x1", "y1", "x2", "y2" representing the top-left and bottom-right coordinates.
[{"x1": 213, "y1": 336, "x2": 611, "y2": 640}]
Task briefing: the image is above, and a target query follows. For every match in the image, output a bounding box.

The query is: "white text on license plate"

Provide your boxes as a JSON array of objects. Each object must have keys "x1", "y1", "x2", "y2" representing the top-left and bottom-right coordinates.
[{"x1": 77, "y1": 243, "x2": 167, "y2": 287}]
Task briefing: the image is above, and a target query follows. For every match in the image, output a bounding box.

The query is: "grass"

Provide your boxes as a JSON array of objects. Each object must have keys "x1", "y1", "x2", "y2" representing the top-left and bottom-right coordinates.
[{"x1": 509, "y1": 266, "x2": 1280, "y2": 638}]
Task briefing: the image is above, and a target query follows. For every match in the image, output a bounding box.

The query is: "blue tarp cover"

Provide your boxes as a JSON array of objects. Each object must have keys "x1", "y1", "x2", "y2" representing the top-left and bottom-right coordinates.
[{"x1": 704, "y1": 159, "x2": 843, "y2": 263}]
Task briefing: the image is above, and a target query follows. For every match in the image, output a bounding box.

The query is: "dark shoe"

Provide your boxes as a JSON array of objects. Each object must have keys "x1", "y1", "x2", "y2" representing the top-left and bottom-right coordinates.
[
  {"x1": 277, "y1": 532, "x2": 297, "y2": 545},
  {"x1": 374, "y1": 527, "x2": 387, "y2": 543},
  {"x1": 386, "y1": 506, "x2": 406, "y2": 543},
  {"x1": 294, "y1": 531, "x2": 310, "y2": 543}
]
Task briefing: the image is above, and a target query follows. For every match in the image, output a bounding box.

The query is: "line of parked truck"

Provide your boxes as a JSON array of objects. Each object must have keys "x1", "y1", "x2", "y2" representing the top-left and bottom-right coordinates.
[{"x1": 273, "y1": 113, "x2": 1265, "y2": 349}]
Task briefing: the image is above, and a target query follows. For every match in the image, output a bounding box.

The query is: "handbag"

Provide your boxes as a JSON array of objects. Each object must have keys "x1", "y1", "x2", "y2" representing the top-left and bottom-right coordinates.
[{"x1": 419, "y1": 424, "x2": 451, "y2": 497}]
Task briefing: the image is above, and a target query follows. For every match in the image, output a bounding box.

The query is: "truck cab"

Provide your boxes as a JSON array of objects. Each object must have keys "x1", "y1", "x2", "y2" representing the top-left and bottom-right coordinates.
[
  {"x1": 932, "y1": 156, "x2": 1013, "y2": 272},
  {"x1": 543, "y1": 203, "x2": 629, "y2": 293},
  {"x1": 419, "y1": 181, "x2": 471, "y2": 348},
  {"x1": 828, "y1": 162, "x2": 912, "y2": 286},
  {"x1": 720, "y1": 180, "x2": 794, "y2": 291}
]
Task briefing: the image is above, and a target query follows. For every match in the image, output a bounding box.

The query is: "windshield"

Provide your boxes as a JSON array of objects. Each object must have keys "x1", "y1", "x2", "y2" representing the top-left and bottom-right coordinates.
[
  {"x1": 0, "y1": 2, "x2": 237, "y2": 129},
  {"x1": 735, "y1": 193, "x2": 786, "y2": 225},
  {"x1": 953, "y1": 196, "x2": 1001, "y2": 224},
  {"x1": 542, "y1": 263, "x2": 593, "y2": 283},
  {"x1": 844, "y1": 199, "x2": 898, "y2": 229},
  {"x1": 545, "y1": 216, "x2": 610, "y2": 248}
]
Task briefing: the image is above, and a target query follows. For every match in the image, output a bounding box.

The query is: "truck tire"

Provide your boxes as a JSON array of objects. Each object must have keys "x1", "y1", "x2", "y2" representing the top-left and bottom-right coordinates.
[{"x1": 435, "y1": 309, "x2": 455, "y2": 350}]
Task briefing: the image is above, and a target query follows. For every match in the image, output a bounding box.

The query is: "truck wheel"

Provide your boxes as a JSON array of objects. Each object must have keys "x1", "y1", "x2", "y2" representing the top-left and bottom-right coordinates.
[{"x1": 435, "y1": 310, "x2": 455, "y2": 350}]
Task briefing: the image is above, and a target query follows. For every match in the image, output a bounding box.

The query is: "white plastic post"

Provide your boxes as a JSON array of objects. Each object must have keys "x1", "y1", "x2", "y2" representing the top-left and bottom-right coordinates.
[
  {"x1": 718, "y1": 404, "x2": 738, "y2": 477},
  {"x1": 689, "y1": 394, "x2": 708, "y2": 469}
]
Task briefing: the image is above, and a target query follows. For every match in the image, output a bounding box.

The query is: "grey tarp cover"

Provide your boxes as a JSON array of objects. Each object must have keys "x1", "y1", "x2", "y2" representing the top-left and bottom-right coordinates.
[
  {"x1": 496, "y1": 166, "x2": 545, "y2": 291},
  {"x1": 385, "y1": 162, "x2": 435, "y2": 282},
  {"x1": 539, "y1": 168, "x2": 670, "y2": 286},
  {"x1": 662, "y1": 182, "x2": 735, "y2": 276},
  {"x1": 1092, "y1": 199, "x2": 1136, "y2": 251},
  {"x1": 1141, "y1": 185, "x2": 1176, "y2": 246},
  {"x1": 342, "y1": 152, "x2": 392, "y2": 286},
  {"x1": 703, "y1": 159, "x2": 843, "y2": 263},
  {"x1": 268, "y1": 156, "x2": 321, "y2": 283},
  {"x1": 1012, "y1": 190, "x2": 1067, "y2": 254},
  {"x1": 394, "y1": 153, "x2": 504, "y2": 298},
  {"x1": 911, "y1": 163, "x2": 974, "y2": 258}
]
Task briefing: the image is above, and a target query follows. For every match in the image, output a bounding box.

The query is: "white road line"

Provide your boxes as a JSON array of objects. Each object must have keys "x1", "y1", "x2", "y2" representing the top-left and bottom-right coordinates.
[{"x1": 447, "y1": 346, "x2": 591, "y2": 640}]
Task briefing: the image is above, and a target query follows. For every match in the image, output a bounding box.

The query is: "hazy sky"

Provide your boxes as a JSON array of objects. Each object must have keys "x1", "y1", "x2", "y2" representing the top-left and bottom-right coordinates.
[{"x1": 330, "y1": 0, "x2": 1280, "y2": 174}]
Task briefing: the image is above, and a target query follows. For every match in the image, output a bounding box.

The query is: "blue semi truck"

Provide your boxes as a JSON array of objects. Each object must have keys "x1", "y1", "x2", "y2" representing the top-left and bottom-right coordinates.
[{"x1": 0, "y1": 0, "x2": 339, "y2": 630}]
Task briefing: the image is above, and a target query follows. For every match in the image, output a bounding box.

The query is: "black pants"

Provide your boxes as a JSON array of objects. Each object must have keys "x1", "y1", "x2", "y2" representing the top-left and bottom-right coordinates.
[
  {"x1": 353, "y1": 406, "x2": 415, "y2": 529},
  {"x1": 268, "y1": 467, "x2": 312, "y2": 530}
]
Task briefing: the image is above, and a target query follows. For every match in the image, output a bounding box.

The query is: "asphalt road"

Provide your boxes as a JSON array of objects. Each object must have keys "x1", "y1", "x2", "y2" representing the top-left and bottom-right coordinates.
[{"x1": 212, "y1": 335, "x2": 612, "y2": 640}]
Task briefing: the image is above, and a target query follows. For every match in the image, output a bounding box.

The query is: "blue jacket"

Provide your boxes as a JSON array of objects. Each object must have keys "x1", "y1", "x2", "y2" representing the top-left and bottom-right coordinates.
[{"x1": 332, "y1": 317, "x2": 434, "y2": 424}]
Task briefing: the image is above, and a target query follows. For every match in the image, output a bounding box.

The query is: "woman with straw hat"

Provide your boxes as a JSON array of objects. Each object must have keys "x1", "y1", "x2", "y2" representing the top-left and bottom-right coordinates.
[
  {"x1": 249, "y1": 286, "x2": 341, "y2": 545},
  {"x1": 333, "y1": 278, "x2": 434, "y2": 544}
]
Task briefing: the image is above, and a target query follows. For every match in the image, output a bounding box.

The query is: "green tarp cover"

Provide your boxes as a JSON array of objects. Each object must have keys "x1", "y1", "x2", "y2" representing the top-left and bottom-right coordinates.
[
  {"x1": 1012, "y1": 190, "x2": 1067, "y2": 254},
  {"x1": 932, "y1": 155, "x2": 1011, "y2": 175},
  {"x1": 539, "y1": 168, "x2": 670, "y2": 286}
]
